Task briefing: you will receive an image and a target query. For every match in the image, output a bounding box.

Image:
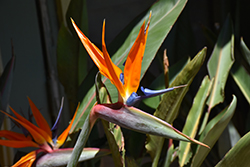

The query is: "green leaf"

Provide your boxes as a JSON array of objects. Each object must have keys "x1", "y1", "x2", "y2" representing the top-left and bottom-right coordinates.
[
  {"x1": 36, "y1": 148, "x2": 110, "y2": 167},
  {"x1": 113, "y1": 0, "x2": 188, "y2": 76},
  {"x1": 66, "y1": 0, "x2": 89, "y2": 85},
  {"x1": 240, "y1": 37, "x2": 250, "y2": 66},
  {"x1": 168, "y1": 56, "x2": 190, "y2": 85},
  {"x1": 178, "y1": 76, "x2": 212, "y2": 166},
  {"x1": 163, "y1": 142, "x2": 175, "y2": 167},
  {"x1": 215, "y1": 130, "x2": 250, "y2": 167},
  {"x1": 231, "y1": 61, "x2": 250, "y2": 105},
  {"x1": 207, "y1": 16, "x2": 235, "y2": 111},
  {"x1": 230, "y1": 38, "x2": 250, "y2": 105},
  {"x1": 146, "y1": 47, "x2": 207, "y2": 166},
  {"x1": 191, "y1": 95, "x2": 237, "y2": 167},
  {"x1": 57, "y1": 0, "x2": 89, "y2": 113},
  {"x1": 57, "y1": 24, "x2": 79, "y2": 112},
  {"x1": 71, "y1": 0, "x2": 189, "y2": 133}
]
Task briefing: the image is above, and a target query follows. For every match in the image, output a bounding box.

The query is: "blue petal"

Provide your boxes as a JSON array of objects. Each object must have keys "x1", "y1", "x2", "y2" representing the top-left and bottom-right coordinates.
[
  {"x1": 51, "y1": 97, "x2": 64, "y2": 143},
  {"x1": 126, "y1": 85, "x2": 186, "y2": 106},
  {"x1": 120, "y1": 73, "x2": 124, "y2": 85},
  {"x1": 141, "y1": 86, "x2": 174, "y2": 97},
  {"x1": 126, "y1": 92, "x2": 141, "y2": 106}
]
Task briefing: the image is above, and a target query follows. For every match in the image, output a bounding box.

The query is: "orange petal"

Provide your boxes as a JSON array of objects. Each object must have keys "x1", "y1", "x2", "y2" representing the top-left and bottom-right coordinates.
[
  {"x1": 0, "y1": 139, "x2": 39, "y2": 148},
  {"x1": 55, "y1": 103, "x2": 79, "y2": 148},
  {"x1": 102, "y1": 20, "x2": 125, "y2": 98},
  {"x1": 0, "y1": 110, "x2": 47, "y2": 145},
  {"x1": 71, "y1": 18, "x2": 109, "y2": 78},
  {"x1": 27, "y1": 97, "x2": 52, "y2": 138},
  {"x1": 0, "y1": 130, "x2": 32, "y2": 141},
  {"x1": 8, "y1": 107, "x2": 53, "y2": 145},
  {"x1": 71, "y1": 18, "x2": 123, "y2": 87},
  {"x1": 124, "y1": 13, "x2": 151, "y2": 97},
  {"x1": 12, "y1": 151, "x2": 36, "y2": 167}
]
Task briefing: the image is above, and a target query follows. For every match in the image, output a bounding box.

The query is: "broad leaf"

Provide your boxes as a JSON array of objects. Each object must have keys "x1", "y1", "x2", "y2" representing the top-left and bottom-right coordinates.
[
  {"x1": 66, "y1": 0, "x2": 89, "y2": 85},
  {"x1": 215, "y1": 130, "x2": 250, "y2": 167},
  {"x1": 57, "y1": 25, "x2": 79, "y2": 112},
  {"x1": 178, "y1": 76, "x2": 212, "y2": 166},
  {"x1": 231, "y1": 61, "x2": 250, "y2": 104},
  {"x1": 207, "y1": 16, "x2": 235, "y2": 111},
  {"x1": 240, "y1": 37, "x2": 250, "y2": 66},
  {"x1": 191, "y1": 95, "x2": 237, "y2": 167},
  {"x1": 71, "y1": 0, "x2": 189, "y2": 133},
  {"x1": 230, "y1": 38, "x2": 250, "y2": 105},
  {"x1": 146, "y1": 47, "x2": 207, "y2": 166},
  {"x1": 57, "y1": 0, "x2": 89, "y2": 113}
]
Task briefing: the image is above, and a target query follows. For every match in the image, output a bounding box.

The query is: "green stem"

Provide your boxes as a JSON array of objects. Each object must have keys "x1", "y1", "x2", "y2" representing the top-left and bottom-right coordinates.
[{"x1": 67, "y1": 115, "x2": 91, "y2": 167}]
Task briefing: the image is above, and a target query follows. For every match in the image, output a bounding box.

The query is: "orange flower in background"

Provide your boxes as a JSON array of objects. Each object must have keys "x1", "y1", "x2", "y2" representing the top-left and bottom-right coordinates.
[{"x1": 0, "y1": 97, "x2": 77, "y2": 167}]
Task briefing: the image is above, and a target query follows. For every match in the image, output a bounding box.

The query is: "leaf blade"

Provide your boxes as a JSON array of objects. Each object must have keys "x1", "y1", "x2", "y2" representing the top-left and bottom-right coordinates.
[
  {"x1": 207, "y1": 16, "x2": 235, "y2": 111},
  {"x1": 178, "y1": 76, "x2": 212, "y2": 166},
  {"x1": 215, "y1": 130, "x2": 250, "y2": 167},
  {"x1": 191, "y1": 95, "x2": 237, "y2": 167}
]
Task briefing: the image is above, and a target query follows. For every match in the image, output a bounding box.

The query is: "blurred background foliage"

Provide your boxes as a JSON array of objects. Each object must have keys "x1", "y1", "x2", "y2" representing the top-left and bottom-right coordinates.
[{"x1": 1, "y1": 0, "x2": 250, "y2": 166}]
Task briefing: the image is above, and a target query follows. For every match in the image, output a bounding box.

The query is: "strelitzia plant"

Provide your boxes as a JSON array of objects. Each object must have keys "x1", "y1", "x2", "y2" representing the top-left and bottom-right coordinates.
[
  {"x1": 67, "y1": 12, "x2": 209, "y2": 166},
  {"x1": 0, "y1": 98, "x2": 109, "y2": 167}
]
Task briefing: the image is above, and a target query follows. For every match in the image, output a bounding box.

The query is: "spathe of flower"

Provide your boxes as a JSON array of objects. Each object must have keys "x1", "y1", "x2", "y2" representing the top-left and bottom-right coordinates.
[
  {"x1": 71, "y1": 12, "x2": 186, "y2": 106},
  {"x1": 90, "y1": 102, "x2": 209, "y2": 149},
  {"x1": 0, "y1": 97, "x2": 108, "y2": 166}
]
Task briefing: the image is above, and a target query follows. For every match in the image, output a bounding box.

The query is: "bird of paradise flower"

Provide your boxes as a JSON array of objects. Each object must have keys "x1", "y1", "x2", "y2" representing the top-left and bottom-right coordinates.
[
  {"x1": 71, "y1": 12, "x2": 185, "y2": 106},
  {"x1": 0, "y1": 98, "x2": 108, "y2": 167},
  {"x1": 0, "y1": 97, "x2": 77, "y2": 166}
]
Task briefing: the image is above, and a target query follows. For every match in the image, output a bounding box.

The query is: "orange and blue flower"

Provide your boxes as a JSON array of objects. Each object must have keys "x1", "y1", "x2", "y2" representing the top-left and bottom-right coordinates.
[
  {"x1": 0, "y1": 97, "x2": 77, "y2": 167},
  {"x1": 71, "y1": 12, "x2": 185, "y2": 106}
]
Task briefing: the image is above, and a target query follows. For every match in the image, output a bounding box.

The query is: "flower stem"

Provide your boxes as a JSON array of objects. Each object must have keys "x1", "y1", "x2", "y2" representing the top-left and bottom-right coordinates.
[{"x1": 67, "y1": 115, "x2": 91, "y2": 167}]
